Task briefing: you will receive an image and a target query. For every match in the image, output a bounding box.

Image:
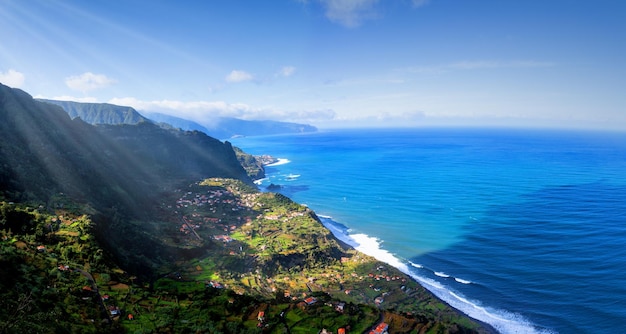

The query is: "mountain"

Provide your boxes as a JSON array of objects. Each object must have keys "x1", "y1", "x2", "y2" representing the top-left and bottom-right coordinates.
[
  {"x1": 38, "y1": 99, "x2": 150, "y2": 125},
  {"x1": 138, "y1": 111, "x2": 212, "y2": 133},
  {"x1": 1, "y1": 84, "x2": 251, "y2": 270},
  {"x1": 130, "y1": 111, "x2": 318, "y2": 139},
  {"x1": 205, "y1": 116, "x2": 317, "y2": 139},
  {"x1": 6, "y1": 88, "x2": 249, "y2": 210}
]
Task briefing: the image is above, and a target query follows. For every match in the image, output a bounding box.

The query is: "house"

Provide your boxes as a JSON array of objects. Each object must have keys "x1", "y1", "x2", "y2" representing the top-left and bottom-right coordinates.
[
  {"x1": 214, "y1": 235, "x2": 233, "y2": 242},
  {"x1": 304, "y1": 296, "x2": 317, "y2": 305},
  {"x1": 257, "y1": 311, "x2": 265, "y2": 322},
  {"x1": 109, "y1": 306, "x2": 120, "y2": 316},
  {"x1": 207, "y1": 281, "x2": 224, "y2": 289},
  {"x1": 336, "y1": 302, "x2": 345, "y2": 313},
  {"x1": 370, "y1": 322, "x2": 389, "y2": 334},
  {"x1": 338, "y1": 328, "x2": 346, "y2": 334}
]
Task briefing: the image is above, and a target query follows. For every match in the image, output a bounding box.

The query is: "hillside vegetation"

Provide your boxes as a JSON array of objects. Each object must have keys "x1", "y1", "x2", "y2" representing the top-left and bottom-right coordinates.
[{"x1": 0, "y1": 179, "x2": 490, "y2": 333}]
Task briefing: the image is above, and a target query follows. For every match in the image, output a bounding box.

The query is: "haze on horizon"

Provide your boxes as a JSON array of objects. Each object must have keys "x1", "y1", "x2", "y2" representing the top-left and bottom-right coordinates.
[{"x1": 1, "y1": 0, "x2": 624, "y2": 130}]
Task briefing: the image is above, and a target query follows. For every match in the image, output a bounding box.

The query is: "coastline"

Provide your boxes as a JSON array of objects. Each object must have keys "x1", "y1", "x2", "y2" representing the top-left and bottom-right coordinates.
[
  {"x1": 257, "y1": 166, "x2": 546, "y2": 334},
  {"x1": 317, "y1": 213, "x2": 558, "y2": 334},
  {"x1": 317, "y1": 215, "x2": 499, "y2": 334},
  {"x1": 234, "y1": 129, "x2": 626, "y2": 333},
  {"x1": 250, "y1": 161, "x2": 497, "y2": 332}
]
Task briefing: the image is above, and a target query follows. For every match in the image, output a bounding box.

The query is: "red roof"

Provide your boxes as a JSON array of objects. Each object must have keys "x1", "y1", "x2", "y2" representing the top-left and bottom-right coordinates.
[{"x1": 370, "y1": 322, "x2": 389, "y2": 334}]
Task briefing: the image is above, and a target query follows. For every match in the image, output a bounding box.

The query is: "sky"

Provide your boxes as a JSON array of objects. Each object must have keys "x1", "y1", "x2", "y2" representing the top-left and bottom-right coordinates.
[{"x1": 1, "y1": 0, "x2": 625, "y2": 130}]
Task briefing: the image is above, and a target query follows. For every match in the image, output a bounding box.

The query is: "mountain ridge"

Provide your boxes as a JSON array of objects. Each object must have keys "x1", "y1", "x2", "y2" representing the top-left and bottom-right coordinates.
[
  {"x1": 37, "y1": 99, "x2": 150, "y2": 125},
  {"x1": 39, "y1": 99, "x2": 318, "y2": 139}
]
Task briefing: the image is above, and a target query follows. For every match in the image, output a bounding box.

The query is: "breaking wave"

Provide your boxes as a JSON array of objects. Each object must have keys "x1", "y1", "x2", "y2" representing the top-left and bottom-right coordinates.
[{"x1": 319, "y1": 215, "x2": 553, "y2": 334}]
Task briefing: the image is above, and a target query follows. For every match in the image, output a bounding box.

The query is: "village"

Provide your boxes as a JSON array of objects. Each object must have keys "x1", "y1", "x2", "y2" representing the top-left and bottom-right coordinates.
[
  {"x1": 0, "y1": 180, "x2": 486, "y2": 333},
  {"x1": 147, "y1": 178, "x2": 443, "y2": 333}
]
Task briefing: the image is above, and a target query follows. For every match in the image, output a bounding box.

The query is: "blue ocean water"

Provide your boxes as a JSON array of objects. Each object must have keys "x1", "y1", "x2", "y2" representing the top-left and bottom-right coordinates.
[{"x1": 229, "y1": 128, "x2": 626, "y2": 334}]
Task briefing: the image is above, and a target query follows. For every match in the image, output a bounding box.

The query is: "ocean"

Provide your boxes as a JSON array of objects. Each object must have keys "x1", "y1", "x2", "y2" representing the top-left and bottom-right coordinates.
[{"x1": 229, "y1": 128, "x2": 626, "y2": 334}]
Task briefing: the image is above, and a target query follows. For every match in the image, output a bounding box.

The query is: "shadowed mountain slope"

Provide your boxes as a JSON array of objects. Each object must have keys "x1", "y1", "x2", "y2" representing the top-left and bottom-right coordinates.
[
  {"x1": 38, "y1": 99, "x2": 150, "y2": 125},
  {"x1": 2, "y1": 84, "x2": 250, "y2": 216}
]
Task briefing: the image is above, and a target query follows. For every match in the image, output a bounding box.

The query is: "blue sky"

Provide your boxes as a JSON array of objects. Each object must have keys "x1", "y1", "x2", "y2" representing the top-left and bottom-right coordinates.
[{"x1": 1, "y1": 0, "x2": 625, "y2": 129}]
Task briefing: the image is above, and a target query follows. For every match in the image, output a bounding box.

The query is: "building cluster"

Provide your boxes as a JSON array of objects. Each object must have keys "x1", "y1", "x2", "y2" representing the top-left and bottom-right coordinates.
[{"x1": 173, "y1": 188, "x2": 253, "y2": 240}]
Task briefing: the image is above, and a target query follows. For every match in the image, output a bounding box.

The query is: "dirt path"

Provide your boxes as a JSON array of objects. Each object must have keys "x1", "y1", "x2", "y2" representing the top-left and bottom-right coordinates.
[{"x1": 75, "y1": 268, "x2": 112, "y2": 322}]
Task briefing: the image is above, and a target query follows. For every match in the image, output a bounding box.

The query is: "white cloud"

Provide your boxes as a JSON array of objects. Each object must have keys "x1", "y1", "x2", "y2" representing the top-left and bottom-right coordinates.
[
  {"x1": 0, "y1": 69, "x2": 25, "y2": 88},
  {"x1": 225, "y1": 70, "x2": 254, "y2": 83},
  {"x1": 315, "y1": 0, "x2": 429, "y2": 27},
  {"x1": 411, "y1": 0, "x2": 430, "y2": 8},
  {"x1": 320, "y1": 0, "x2": 379, "y2": 27},
  {"x1": 278, "y1": 66, "x2": 296, "y2": 77},
  {"x1": 65, "y1": 72, "x2": 116, "y2": 92}
]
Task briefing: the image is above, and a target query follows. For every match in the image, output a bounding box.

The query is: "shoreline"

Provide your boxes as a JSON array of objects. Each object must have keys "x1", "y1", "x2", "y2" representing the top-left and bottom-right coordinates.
[
  {"x1": 316, "y1": 213, "x2": 552, "y2": 334},
  {"x1": 252, "y1": 155, "x2": 547, "y2": 333},
  {"x1": 315, "y1": 214, "x2": 550, "y2": 334},
  {"x1": 316, "y1": 216, "x2": 494, "y2": 334}
]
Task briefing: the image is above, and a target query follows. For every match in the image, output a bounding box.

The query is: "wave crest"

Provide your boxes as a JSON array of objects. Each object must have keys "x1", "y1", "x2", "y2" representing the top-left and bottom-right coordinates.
[
  {"x1": 319, "y1": 216, "x2": 552, "y2": 334},
  {"x1": 266, "y1": 158, "x2": 290, "y2": 166}
]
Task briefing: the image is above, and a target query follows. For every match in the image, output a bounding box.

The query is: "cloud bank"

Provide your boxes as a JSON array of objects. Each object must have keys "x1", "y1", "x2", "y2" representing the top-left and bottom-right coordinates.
[{"x1": 108, "y1": 97, "x2": 336, "y2": 125}]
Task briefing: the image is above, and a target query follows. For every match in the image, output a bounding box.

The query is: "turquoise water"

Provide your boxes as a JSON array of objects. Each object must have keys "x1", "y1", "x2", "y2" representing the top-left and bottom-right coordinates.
[{"x1": 229, "y1": 128, "x2": 626, "y2": 333}]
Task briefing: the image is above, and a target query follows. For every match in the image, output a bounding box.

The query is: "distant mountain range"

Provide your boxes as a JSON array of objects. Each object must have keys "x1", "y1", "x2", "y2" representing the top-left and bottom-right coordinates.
[
  {"x1": 143, "y1": 111, "x2": 319, "y2": 139},
  {"x1": 38, "y1": 99, "x2": 317, "y2": 139}
]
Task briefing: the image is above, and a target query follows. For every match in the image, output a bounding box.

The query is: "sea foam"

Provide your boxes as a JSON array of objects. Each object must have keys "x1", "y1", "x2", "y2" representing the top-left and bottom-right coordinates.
[
  {"x1": 455, "y1": 278, "x2": 472, "y2": 284},
  {"x1": 253, "y1": 177, "x2": 269, "y2": 185},
  {"x1": 266, "y1": 158, "x2": 291, "y2": 166},
  {"x1": 320, "y1": 215, "x2": 552, "y2": 334},
  {"x1": 434, "y1": 271, "x2": 450, "y2": 278}
]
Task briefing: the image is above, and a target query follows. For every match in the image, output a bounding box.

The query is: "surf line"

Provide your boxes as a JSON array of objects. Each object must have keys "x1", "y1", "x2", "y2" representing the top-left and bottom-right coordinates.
[
  {"x1": 408, "y1": 261, "x2": 472, "y2": 285},
  {"x1": 266, "y1": 158, "x2": 291, "y2": 167},
  {"x1": 318, "y1": 216, "x2": 547, "y2": 334}
]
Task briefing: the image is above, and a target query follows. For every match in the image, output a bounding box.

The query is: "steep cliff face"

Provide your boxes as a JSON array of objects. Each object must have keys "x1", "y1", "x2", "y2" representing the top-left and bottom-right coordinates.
[
  {"x1": 38, "y1": 99, "x2": 150, "y2": 125},
  {"x1": 1, "y1": 84, "x2": 251, "y2": 213}
]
